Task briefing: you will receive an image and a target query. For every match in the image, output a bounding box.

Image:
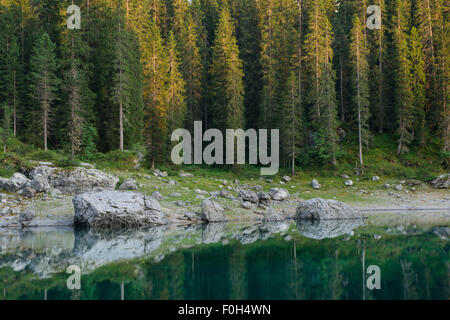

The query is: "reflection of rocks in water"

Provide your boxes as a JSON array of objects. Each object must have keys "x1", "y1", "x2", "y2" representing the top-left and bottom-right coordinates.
[
  {"x1": 231, "y1": 221, "x2": 292, "y2": 244},
  {"x1": 0, "y1": 226, "x2": 168, "y2": 278},
  {"x1": 73, "y1": 226, "x2": 167, "y2": 269},
  {"x1": 201, "y1": 223, "x2": 226, "y2": 244},
  {"x1": 296, "y1": 219, "x2": 365, "y2": 240}
]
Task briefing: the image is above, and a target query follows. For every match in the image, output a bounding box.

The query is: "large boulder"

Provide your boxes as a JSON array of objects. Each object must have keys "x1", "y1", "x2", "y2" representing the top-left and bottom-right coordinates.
[
  {"x1": 295, "y1": 198, "x2": 365, "y2": 220},
  {"x1": 0, "y1": 173, "x2": 30, "y2": 192},
  {"x1": 73, "y1": 190, "x2": 167, "y2": 228},
  {"x1": 119, "y1": 178, "x2": 138, "y2": 191},
  {"x1": 431, "y1": 174, "x2": 450, "y2": 189},
  {"x1": 30, "y1": 166, "x2": 119, "y2": 195},
  {"x1": 238, "y1": 189, "x2": 259, "y2": 204},
  {"x1": 268, "y1": 188, "x2": 290, "y2": 201},
  {"x1": 30, "y1": 174, "x2": 51, "y2": 193},
  {"x1": 201, "y1": 199, "x2": 227, "y2": 222}
]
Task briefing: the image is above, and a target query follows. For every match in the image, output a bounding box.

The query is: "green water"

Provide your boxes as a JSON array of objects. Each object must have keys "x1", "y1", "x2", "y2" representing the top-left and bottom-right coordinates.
[{"x1": 0, "y1": 219, "x2": 448, "y2": 300}]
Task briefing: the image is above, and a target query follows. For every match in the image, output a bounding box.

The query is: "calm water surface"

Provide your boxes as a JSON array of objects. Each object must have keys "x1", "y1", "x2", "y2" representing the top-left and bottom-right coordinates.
[{"x1": 0, "y1": 216, "x2": 448, "y2": 300}]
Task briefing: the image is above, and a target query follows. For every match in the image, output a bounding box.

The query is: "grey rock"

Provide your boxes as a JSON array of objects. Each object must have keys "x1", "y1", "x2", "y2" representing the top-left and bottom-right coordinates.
[
  {"x1": 19, "y1": 209, "x2": 35, "y2": 222},
  {"x1": 241, "y1": 201, "x2": 254, "y2": 209},
  {"x1": 151, "y1": 191, "x2": 164, "y2": 200},
  {"x1": 268, "y1": 188, "x2": 290, "y2": 201},
  {"x1": 394, "y1": 184, "x2": 403, "y2": 191},
  {"x1": 175, "y1": 200, "x2": 185, "y2": 207},
  {"x1": 311, "y1": 179, "x2": 321, "y2": 189},
  {"x1": 372, "y1": 176, "x2": 381, "y2": 182},
  {"x1": 184, "y1": 212, "x2": 199, "y2": 221},
  {"x1": 168, "y1": 179, "x2": 178, "y2": 186},
  {"x1": 264, "y1": 209, "x2": 285, "y2": 222},
  {"x1": 238, "y1": 189, "x2": 259, "y2": 204},
  {"x1": 344, "y1": 180, "x2": 354, "y2": 186},
  {"x1": 295, "y1": 198, "x2": 365, "y2": 220},
  {"x1": 219, "y1": 189, "x2": 230, "y2": 198},
  {"x1": 1, "y1": 207, "x2": 12, "y2": 216},
  {"x1": 431, "y1": 173, "x2": 450, "y2": 189},
  {"x1": 179, "y1": 172, "x2": 194, "y2": 178},
  {"x1": 0, "y1": 173, "x2": 30, "y2": 192},
  {"x1": 257, "y1": 191, "x2": 271, "y2": 201},
  {"x1": 209, "y1": 191, "x2": 220, "y2": 197},
  {"x1": 194, "y1": 189, "x2": 208, "y2": 195},
  {"x1": 30, "y1": 174, "x2": 51, "y2": 193},
  {"x1": 30, "y1": 166, "x2": 119, "y2": 195},
  {"x1": 73, "y1": 190, "x2": 167, "y2": 228},
  {"x1": 153, "y1": 169, "x2": 168, "y2": 178},
  {"x1": 200, "y1": 199, "x2": 227, "y2": 222},
  {"x1": 282, "y1": 176, "x2": 292, "y2": 183},
  {"x1": 119, "y1": 178, "x2": 138, "y2": 191},
  {"x1": 19, "y1": 187, "x2": 37, "y2": 198},
  {"x1": 170, "y1": 192, "x2": 182, "y2": 198}
]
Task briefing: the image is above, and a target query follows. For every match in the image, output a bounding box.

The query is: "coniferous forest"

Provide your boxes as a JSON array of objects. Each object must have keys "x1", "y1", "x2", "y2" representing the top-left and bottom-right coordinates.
[{"x1": 0, "y1": 0, "x2": 448, "y2": 173}]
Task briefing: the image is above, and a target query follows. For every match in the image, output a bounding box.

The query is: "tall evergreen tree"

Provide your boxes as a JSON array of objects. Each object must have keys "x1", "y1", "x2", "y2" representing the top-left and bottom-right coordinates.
[
  {"x1": 142, "y1": 19, "x2": 168, "y2": 167},
  {"x1": 29, "y1": 32, "x2": 59, "y2": 151},
  {"x1": 304, "y1": 0, "x2": 338, "y2": 164},
  {"x1": 165, "y1": 31, "x2": 186, "y2": 153},
  {"x1": 409, "y1": 26, "x2": 427, "y2": 147},
  {"x1": 209, "y1": 4, "x2": 245, "y2": 131},
  {"x1": 394, "y1": 0, "x2": 414, "y2": 155},
  {"x1": 350, "y1": 15, "x2": 370, "y2": 166},
  {"x1": 281, "y1": 71, "x2": 303, "y2": 174}
]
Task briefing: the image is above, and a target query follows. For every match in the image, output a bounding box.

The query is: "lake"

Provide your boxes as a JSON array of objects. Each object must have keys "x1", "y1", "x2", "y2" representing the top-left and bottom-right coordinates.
[{"x1": 0, "y1": 214, "x2": 448, "y2": 300}]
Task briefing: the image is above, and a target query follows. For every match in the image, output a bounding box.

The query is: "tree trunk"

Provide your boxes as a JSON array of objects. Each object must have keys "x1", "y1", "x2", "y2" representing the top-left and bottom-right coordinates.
[{"x1": 120, "y1": 101, "x2": 124, "y2": 151}]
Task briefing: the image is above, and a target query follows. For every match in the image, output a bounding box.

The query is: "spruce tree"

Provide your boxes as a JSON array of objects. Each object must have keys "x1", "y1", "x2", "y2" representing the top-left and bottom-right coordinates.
[
  {"x1": 165, "y1": 31, "x2": 186, "y2": 153},
  {"x1": 350, "y1": 15, "x2": 370, "y2": 166},
  {"x1": 141, "y1": 19, "x2": 168, "y2": 167},
  {"x1": 304, "y1": 0, "x2": 338, "y2": 164},
  {"x1": 281, "y1": 71, "x2": 303, "y2": 174},
  {"x1": 409, "y1": 26, "x2": 427, "y2": 147},
  {"x1": 209, "y1": 4, "x2": 245, "y2": 132},
  {"x1": 394, "y1": 0, "x2": 413, "y2": 155},
  {"x1": 29, "y1": 32, "x2": 59, "y2": 151}
]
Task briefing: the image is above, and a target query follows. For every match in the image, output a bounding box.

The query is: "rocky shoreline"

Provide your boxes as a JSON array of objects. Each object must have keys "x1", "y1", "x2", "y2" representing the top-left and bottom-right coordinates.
[{"x1": 0, "y1": 163, "x2": 448, "y2": 229}]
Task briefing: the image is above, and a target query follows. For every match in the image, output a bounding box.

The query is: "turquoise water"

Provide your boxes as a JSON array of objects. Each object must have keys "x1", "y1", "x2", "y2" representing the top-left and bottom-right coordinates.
[{"x1": 0, "y1": 219, "x2": 448, "y2": 300}]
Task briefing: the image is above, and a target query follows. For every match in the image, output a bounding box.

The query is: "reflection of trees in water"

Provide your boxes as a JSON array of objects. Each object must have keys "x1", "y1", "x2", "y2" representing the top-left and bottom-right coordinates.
[
  {"x1": 0, "y1": 223, "x2": 448, "y2": 300},
  {"x1": 400, "y1": 260, "x2": 418, "y2": 300}
]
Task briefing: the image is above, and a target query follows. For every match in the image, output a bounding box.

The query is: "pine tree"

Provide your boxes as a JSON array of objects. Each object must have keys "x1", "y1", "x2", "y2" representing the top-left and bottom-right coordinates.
[
  {"x1": 318, "y1": 62, "x2": 339, "y2": 165},
  {"x1": 209, "y1": 4, "x2": 245, "y2": 132},
  {"x1": 0, "y1": 6, "x2": 20, "y2": 137},
  {"x1": 304, "y1": 0, "x2": 334, "y2": 122},
  {"x1": 165, "y1": 31, "x2": 186, "y2": 153},
  {"x1": 304, "y1": 0, "x2": 338, "y2": 164},
  {"x1": 141, "y1": 19, "x2": 168, "y2": 167},
  {"x1": 172, "y1": 5, "x2": 203, "y2": 135},
  {"x1": 112, "y1": 2, "x2": 132, "y2": 152},
  {"x1": 29, "y1": 32, "x2": 59, "y2": 151},
  {"x1": 409, "y1": 26, "x2": 427, "y2": 147},
  {"x1": 350, "y1": 15, "x2": 370, "y2": 166},
  {"x1": 1, "y1": 103, "x2": 13, "y2": 154},
  {"x1": 281, "y1": 71, "x2": 303, "y2": 174},
  {"x1": 370, "y1": 0, "x2": 386, "y2": 133},
  {"x1": 394, "y1": 0, "x2": 414, "y2": 155}
]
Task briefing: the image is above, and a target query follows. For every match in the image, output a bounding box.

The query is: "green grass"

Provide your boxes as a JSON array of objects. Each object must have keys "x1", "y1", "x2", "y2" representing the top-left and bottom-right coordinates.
[{"x1": 0, "y1": 134, "x2": 447, "y2": 182}]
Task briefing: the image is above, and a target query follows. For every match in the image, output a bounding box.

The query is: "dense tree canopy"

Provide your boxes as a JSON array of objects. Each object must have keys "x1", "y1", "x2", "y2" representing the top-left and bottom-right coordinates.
[{"x1": 0, "y1": 0, "x2": 448, "y2": 168}]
